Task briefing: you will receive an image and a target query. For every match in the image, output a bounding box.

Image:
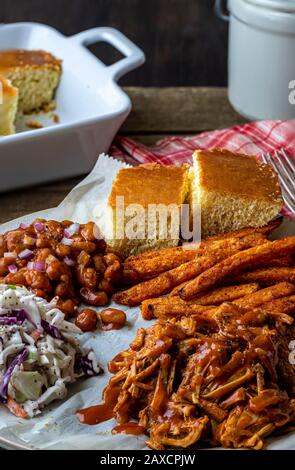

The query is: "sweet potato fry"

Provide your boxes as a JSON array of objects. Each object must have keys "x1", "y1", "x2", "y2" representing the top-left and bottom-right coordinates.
[
  {"x1": 124, "y1": 234, "x2": 267, "y2": 282},
  {"x1": 173, "y1": 258, "x2": 293, "y2": 295},
  {"x1": 123, "y1": 250, "x2": 198, "y2": 284},
  {"x1": 265, "y1": 256, "x2": 295, "y2": 267},
  {"x1": 197, "y1": 217, "x2": 282, "y2": 245},
  {"x1": 114, "y1": 256, "x2": 219, "y2": 306},
  {"x1": 234, "y1": 282, "x2": 295, "y2": 309},
  {"x1": 114, "y1": 245, "x2": 247, "y2": 306},
  {"x1": 190, "y1": 283, "x2": 260, "y2": 306},
  {"x1": 257, "y1": 295, "x2": 295, "y2": 315},
  {"x1": 143, "y1": 283, "x2": 287, "y2": 320},
  {"x1": 141, "y1": 297, "x2": 211, "y2": 320},
  {"x1": 124, "y1": 218, "x2": 282, "y2": 266},
  {"x1": 179, "y1": 237, "x2": 295, "y2": 300},
  {"x1": 170, "y1": 280, "x2": 190, "y2": 296},
  {"x1": 233, "y1": 267, "x2": 295, "y2": 286}
]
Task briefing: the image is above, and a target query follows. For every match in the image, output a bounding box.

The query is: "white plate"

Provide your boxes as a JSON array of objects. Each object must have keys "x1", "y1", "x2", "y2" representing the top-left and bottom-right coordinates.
[
  {"x1": 0, "y1": 216, "x2": 294, "y2": 450},
  {"x1": 0, "y1": 22, "x2": 145, "y2": 191}
]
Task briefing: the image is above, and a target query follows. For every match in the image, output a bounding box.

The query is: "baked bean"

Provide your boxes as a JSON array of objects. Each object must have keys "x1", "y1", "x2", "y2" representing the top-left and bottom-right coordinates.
[
  {"x1": 76, "y1": 266, "x2": 97, "y2": 289},
  {"x1": 43, "y1": 221, "x2": 64, "y2": 239},
  {"x1": 23, "y1": 234, "x2": 36, "y2": 247},
  {"x1": 80, "y1": 288, "x2": 108, "y2": 306},
  {"x1": 35, "y1": 248, "x2": 52, "y2": 262},
  {"x1": 96, "y1": 239, "x2": 107, "y2": 253},
  {"x1": 55, "y1": 282, "x2": 69, "y2": 298},
  {"x1": 80, "y1": 222, "x2": 97, "y2": 242},
  {"x1": 98, "y1": 279, "x2": 115, "y2": 295},
  {"x1": 55, "y1": 243, "x2": 71, "y2": 257},
  {"x1": 93, "y1": 255, "x2": 106, "y2": 275},
  {"x1": 0, "y1": 259, "x2": 6, "y2": 276},
  {"x1": 2, "y1": 254, "x2": 22, "y2": 272},
  {"x1": 104, "y1": 260, "x2": 122, "y2": 284},
  {"x1": 6, "y1": 230, "x2": 25, "y2": 253},
  {"x1": 0, "y1": 258, "x2": 9, "y2": 276},
  {"x1": 60, "y1": 274, "x2": 70, "y2": 283},
  {"x1": 99, "y1": 308, "x2": 126, "y2": 328},
  {"x1": 71, "y1": 240, "x2": 96, "y2": 253},
  {"x1": 58, "y1": 299, "x2": 78, "y2": 317},
  {"x1": 36, "y1": 235, "x2": 52, "y2": 248},
  {"x1": 4, "y1": 271, "x2": 26, "y2": 286},
  {"x1": 0, "y1": 219, "x2": 124, "y2": 316},
  {"x1": 77, "y1": 251, "x2": 91, "y2": 267},
  {"x1": 16, "y1": 259, "x2": 27, "y2": 269},
  {"x1": 0, "y1": 235, "x2": 5, "y2": 257},
  {"x1": 103, "y1": 253, "x2": 121, "y2": 267},
  {"x1": 24, "y1": 270, "x2": 52, "y2": 292},
  {"x1": 75, "y1": 308, "x2": 98, "y2": 332},
  {"x1": 34, "y1": 289, "x2": 48, "y2": 299},
  {"x1": 61, "y1": 220, "x2": 73, "y2": 228},
  {"x1": 46, "y1": 260, "x2": 66, "y2": 281}
]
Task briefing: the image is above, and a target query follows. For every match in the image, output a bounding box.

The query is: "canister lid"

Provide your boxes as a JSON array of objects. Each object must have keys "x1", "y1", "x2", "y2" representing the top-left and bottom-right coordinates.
[
  {"x1": 229, "y1": 0, "x2": 295, "y2": 33},
  {"x1": 245, "y1": 0, "x2": 295, "y2": 13}
]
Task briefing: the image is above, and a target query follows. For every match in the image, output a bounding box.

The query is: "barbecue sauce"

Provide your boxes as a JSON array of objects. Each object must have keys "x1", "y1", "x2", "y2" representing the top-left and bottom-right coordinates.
[
  {"x1": 112, "y1": 423, "x2": 146, "y2": 436},
  {"x1": 76, "y1": 385, "x2": 120, "y2": 425}
]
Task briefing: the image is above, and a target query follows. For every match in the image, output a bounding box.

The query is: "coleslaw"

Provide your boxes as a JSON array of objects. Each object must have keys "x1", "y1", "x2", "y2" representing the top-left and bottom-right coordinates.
[{"x1": 0, "y1": 284, "x2": 100, "y2": 418}]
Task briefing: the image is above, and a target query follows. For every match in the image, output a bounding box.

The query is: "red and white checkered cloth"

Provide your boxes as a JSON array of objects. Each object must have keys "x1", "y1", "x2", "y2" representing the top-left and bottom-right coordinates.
[{"x1": 111, "y1": 119, "x2": 295, "y2": 218}]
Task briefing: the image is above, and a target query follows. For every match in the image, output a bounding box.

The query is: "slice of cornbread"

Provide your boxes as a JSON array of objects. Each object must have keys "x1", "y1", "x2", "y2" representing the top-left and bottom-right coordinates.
[
  {"x1": 0, "y1": 76, "x2": 18, "y2": 135},
  {"x1": 108, "y1": 163, "x2": 190, "y2": 256},
  {"x1": 190, "y1": 148, "x2": 284, "y2": 238},
  {"x1": 0, "y1": 49, "x2": 62, "y2": 113}
]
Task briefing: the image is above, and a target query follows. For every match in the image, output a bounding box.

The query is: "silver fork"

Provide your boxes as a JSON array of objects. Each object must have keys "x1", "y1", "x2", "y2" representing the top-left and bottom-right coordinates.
[{"x1": 261, "y1": 148, "x2": 295, "y2": 215}]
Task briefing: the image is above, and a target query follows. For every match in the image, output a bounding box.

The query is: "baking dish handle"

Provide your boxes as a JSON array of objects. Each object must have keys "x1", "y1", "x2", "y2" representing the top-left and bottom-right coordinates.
[{"x1": 69, "y1": 27, "x2": 145, "y2": 81}]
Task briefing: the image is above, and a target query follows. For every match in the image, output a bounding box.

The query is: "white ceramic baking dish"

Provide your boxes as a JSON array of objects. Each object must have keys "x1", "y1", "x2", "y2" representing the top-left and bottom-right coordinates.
[{"x1": 0, "y1": 22, "x2": 145, "y2": 191}]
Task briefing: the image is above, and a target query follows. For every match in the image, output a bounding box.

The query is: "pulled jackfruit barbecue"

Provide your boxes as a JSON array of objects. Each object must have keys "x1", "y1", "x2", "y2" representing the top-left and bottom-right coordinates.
[{"x1": 78, "y1": 302, "x2": 295, "y2": 449}]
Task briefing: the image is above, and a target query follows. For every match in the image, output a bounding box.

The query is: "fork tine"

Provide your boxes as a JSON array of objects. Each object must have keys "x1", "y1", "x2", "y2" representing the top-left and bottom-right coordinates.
[
  {"x1": 262, "y1": 152, "x2": 295, "y2": 214},
  {"x1": 266, "y1": 152, "x2": 295, "y2": 204},
  {"x1": 275, "y1": 150, "x2": 294, "y2": 182},
  {"x1": 281, "y1": 148, "x2": 295, "y2": 173},
  {"x1": 261, "y1": 152, "x2": 268, "y2": 165}
]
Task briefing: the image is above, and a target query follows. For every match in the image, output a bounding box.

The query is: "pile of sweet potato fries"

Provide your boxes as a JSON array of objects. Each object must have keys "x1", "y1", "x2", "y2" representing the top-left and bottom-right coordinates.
[
  {"x1": 105, "y1": 218, "x2": 295, "y2": 449},
  {"x1": 113, "y1": 218, "x2": 295, "y2": 320}
]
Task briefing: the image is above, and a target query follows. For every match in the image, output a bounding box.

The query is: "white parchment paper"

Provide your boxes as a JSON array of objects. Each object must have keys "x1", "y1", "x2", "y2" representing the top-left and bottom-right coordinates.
[
  {"x1": 0, "y1": 154, "x2": 150, "y2": 450},
  {"x1": 0, "y1": 154, "x2": 294, "y2": 450}
]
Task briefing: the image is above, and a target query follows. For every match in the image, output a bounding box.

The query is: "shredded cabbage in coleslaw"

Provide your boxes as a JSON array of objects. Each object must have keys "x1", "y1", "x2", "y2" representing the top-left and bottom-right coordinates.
[{"x1": 0, "y1": 285, "x2": 100, "y2": 418}]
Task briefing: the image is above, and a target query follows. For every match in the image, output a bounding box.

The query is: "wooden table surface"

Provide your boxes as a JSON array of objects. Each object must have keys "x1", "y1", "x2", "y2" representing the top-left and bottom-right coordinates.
[{"x1": 0, "y1": 87, "x2": 246, "y2": 225}]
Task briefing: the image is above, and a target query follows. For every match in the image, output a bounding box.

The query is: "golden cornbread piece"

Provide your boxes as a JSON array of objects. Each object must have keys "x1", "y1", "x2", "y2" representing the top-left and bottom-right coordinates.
[
  {"x1": 190, "y1": 148, "x2": 284, "y2": 238},
  {"x1": 108, "y1": 163, "x2": 190, "y2": 256},
  {"x1": 0, "y1": 76, "x2": 18, "y2": 135},
  {"x1": 0, "y1": 49, "x2": 62, "y2": 113}
]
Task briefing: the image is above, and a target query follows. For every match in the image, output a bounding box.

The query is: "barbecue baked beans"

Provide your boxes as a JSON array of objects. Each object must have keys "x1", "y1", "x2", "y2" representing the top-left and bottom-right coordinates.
[
  {"x1": 75, "y1": 308, "x2": 98, "y2": 332},
  {"x1": 0, "y1": 219, "x2": 123, "y2": 317},
  {"x1": 99, "y1": 308, "x2": 126, "y2": 331}
]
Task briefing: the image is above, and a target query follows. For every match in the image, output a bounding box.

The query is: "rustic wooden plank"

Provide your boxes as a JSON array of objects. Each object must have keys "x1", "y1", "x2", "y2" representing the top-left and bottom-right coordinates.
[
  {"x1": 0, "y1": 0, "x2": 228, "y2": 88},
  {"x1": 0, "y1": 179, "x2": 80, "y2": 224},
  {"x1": 122, "y1": 87, "x2": 247, "y2": 133},
  {"x1": 117, "y1": 133, "x2": 181, "y2": 146}
]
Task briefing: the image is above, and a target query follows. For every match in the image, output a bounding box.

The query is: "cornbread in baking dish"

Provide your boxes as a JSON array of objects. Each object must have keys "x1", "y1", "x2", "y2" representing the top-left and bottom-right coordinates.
[
  {"x1": 190, "y1": 148, "x2": 284, "y2": 238},
  {"x1": 0, "y1": 49, "x2": 62, "y2": 113},
  {"x1": 108, "y1": 163, "x2": 190, "y2": 256},
  {"x1": 0, "y1": 76, "x2": 18, "y2": 135}
]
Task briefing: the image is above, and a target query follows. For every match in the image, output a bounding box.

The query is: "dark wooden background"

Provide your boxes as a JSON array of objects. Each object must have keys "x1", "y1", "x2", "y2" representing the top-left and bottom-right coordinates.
[{"x1": 0, "y1": 0, "x2": 229, "y2": 86}]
